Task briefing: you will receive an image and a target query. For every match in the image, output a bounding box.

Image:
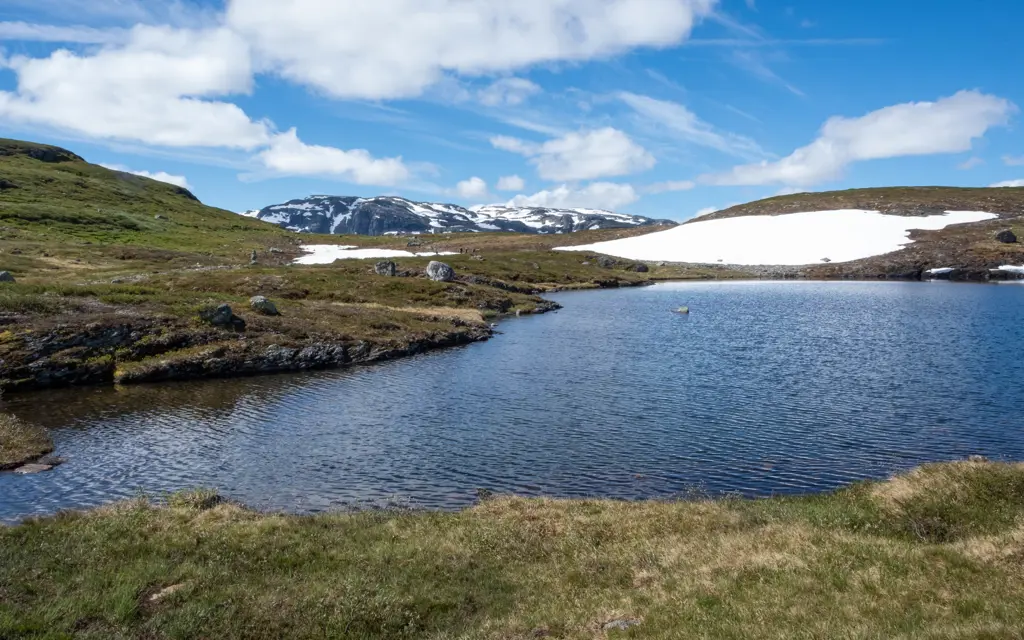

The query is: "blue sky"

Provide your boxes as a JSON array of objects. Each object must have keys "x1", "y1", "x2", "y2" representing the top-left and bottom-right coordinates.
[{"x1": 0, "y1": 0, "x2": 1021, "y2": 220}]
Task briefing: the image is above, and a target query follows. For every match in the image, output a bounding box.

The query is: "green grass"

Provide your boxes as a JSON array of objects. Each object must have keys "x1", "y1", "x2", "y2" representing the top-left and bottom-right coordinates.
[
  {"x1": 0, "y1": 413, "x2": 53, "y2": 469},
  {"x1": 3, "y1": 461, "x2": 1024, "y2": 638}
]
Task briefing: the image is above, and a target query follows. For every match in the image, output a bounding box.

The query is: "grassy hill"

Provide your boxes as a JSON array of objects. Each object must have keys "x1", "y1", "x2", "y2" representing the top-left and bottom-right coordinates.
[
  {"x1": 0, "y1": 138, "x2": 726, "y2": 400},
  {"x1": 689, "y1": 187, "x2": 1024, "y2": 279}
]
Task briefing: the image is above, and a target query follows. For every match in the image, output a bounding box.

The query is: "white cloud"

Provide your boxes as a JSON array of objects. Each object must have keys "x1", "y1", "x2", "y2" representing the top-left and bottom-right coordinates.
[
  {"x1": 958, "y1": 157, "x2": 984, "y2": 170},
  {"x1": 704, "y1": 91, "x2": 1017, "y2": 187},
  {"x1": 0, "y1": 21, "x2": 127, "y2": 44},
  {"x1": 455, "y1": 176, "x2": 489, "y2": 199},
  {"x1": 491, "y1": 128, "x2": 655, "y2": 181},
  {"x1": 507, "y1": 182, "x2": 639, "y2": 210},
  {"x1": 227, "y1": 0, "x2": 717, "y2": 100},
  {"x1": 258, "y1": 129, "x2": 410, "y2": 186},
  {"x1": 0, "y1": 26, "x2": 271, "y2": 149},
  {"x1": 990, "y1": 179, "x2": 1024, "y2": 188},
  {"x1": 620, "y1": 92, "x2": 765, "y2": 160},
  {"x1": 478, "y1": 78, "x2": 541, "y2": 107},
  {"x1": 100, "y1": 163, "x2": 191, "y2": 188},
  {"x1": 1004, "y1": 155, "x2": 1024, "y2": 166},
  {"x1": 497, "y1": 175, "x2": 525, "y2": 191},
  {"x1": 694, "y1": 206, "x2": 720, "y2": 217}
]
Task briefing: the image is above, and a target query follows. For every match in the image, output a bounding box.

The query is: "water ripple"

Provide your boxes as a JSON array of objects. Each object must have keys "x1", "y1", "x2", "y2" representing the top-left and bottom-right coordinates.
[{"x1": 3, "y1": 281, "x2": 1024, "y2": 521}]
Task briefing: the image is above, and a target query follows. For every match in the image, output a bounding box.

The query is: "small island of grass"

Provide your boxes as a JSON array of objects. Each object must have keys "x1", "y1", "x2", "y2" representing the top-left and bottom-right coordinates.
[{"x1": 0, "y1": 414, "x2": 53, "y2": 471}]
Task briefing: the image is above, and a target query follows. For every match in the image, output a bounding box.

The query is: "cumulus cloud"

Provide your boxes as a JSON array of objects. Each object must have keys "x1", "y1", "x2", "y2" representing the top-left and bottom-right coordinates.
[
  {"x1": 226, "y1": 0, "x2": 717, "y2": 100},
  {"x1": 0, "y1": 26, "x2": 270, "y2": 149},
  {"x1": 990, "y1": 179, "x2": 1024, "y2": 188},
  {"x1": 478, "y1": 78, "x2": 541, "y2": 107},
  {"x1": 491, "y1": 128, "x2": 655, "y2": 181},
  {"x1": 703, "y1": 91, "x2": 1016, "y2": 187},
  {"x1": 455, "y1": 176, "x2": 489, "y2": 199},
  {"x1": 496, "y1": 175, "x2": 526, "y2": 191},
  {"x1": 619, "y1": 92, "x2": 765, "y2": 160},
  {"x1": 100, "y1": 163, "x2": 190, "y2": 188},
  {"x1": 258, "y1": 129, "x2": 410, "y2": 186},
  {"x1": 507, "y1": 182, "x2": 639, "y2": 210}
]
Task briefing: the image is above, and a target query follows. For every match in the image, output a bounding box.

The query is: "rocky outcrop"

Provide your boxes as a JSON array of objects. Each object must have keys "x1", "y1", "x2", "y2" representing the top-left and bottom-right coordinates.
[
  {"x1": 426, "y1": 261, "x2": 455, "y2": 282},
  {"x1": 596, "y1": 257, "x2": 617, "y2": 268},
  {"x1": 249, "y1": 296, "x2": 280, "y2": 316},
  {"x1": 996, "y1": 229, "x2": 1018, "y2": 243},
  {"x1": 374, "y1": 260, "x2": 397, "y2": 277}
]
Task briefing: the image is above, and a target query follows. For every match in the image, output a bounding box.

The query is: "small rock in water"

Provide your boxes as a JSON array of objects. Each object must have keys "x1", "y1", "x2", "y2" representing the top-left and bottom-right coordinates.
[
  {"x1": 249, "y1": 296, "x2": 280, "y2": 316},
  {"x1": 14, "y1": 463, "x2": 53, "y2": 475},
  {"x1": 426, "y1": 261, "x2": 455, "y2": 282},
  {"x1": 374, "y1": 260, "x2": 397, "y2": 277},
  {"x1": 0, "y1": 271, "x2": 15, "y2": 283},
  {"x1": 996, "y1": 229, "x2": 1018, "y2": 244},
  {"x1": 676, "y1": 306, "x2": 690, "y2": 315}
]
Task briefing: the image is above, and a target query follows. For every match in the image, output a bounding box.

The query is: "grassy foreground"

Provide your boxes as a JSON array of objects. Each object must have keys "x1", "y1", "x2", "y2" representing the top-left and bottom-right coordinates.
[{"x1": 3, "y1": 461, "x2": 1024, "y2": 638}]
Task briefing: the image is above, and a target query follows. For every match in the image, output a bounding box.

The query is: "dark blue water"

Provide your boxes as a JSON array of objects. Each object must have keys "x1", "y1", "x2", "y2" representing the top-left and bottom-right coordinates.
[{"x1": 2, "y1": 281, "x2": 1023, "y2": 522}]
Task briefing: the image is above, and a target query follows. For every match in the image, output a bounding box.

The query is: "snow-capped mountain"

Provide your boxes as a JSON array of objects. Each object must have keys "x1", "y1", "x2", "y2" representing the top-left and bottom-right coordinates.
[{"x1": 241, "y1": 195, "x2": 675, "y2": 236}]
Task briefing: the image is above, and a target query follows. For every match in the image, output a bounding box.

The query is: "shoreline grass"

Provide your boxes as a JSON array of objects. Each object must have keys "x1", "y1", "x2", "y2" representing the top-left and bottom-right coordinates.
[
  {"x1": 0, "y1": 414, "x2": 52, "y2": 470},
  {"x1": 3, "y1": 460, "x2": 1024, "y2": 638}
]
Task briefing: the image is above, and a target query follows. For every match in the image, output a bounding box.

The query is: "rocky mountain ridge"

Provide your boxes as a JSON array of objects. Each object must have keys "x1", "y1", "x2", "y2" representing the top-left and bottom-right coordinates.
[{"x1": 242, "y1": 195, "x2": 676, "y2": 236}]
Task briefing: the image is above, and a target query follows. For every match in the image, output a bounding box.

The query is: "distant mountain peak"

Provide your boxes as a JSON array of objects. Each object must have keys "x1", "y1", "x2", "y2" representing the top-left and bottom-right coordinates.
[{"x1": 242, "y1": 195, "x2": 676, "y2": 236}]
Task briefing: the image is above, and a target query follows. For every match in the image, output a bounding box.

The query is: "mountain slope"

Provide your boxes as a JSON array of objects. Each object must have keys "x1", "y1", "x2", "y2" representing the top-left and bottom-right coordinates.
[{"x1": 243, "y1": 195, "x2": 676, "y2": 235}]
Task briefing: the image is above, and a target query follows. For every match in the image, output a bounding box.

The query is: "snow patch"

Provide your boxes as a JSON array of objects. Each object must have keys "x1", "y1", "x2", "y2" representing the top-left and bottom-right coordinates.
[
  {"x1": 994, "y1": 265, "x2": 1024, "y2": 274},
  {"x1": 294, "y1": 245, "x2": 458, "y2": 265},
  {"x1": 925, "y1": 267, "x2": 956, "y2": 276},
  {"x1": 555, "y1": 210, "x2": 998, "y2": 266}
]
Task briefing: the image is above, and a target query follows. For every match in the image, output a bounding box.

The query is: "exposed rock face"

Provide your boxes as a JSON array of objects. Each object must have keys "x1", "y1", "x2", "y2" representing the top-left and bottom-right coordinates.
[
  {"x1": 426, "y1": 261, "x2": 455, "y2": 282},
  {"x1": 597, "y1": 257, "x2": 617, "y2": 268},
  {"x1": 249, "y1": 296, "x2": 280, "y2": 316},
  {"x1": 242, "y1": 195, "x2": 676, "y2": 236},
  {"x1": 0, "y1": 271, "x2": 15, "y2": 283},
  {"x1": 996, "y1": 229, "x2": 1018, "y2": 243},
  {"x1": 374, "y1": 260, "x2": 397, "y2": 276},
  {"x1": 199, "y1": 304, "x2": 246, "y2": 330}
]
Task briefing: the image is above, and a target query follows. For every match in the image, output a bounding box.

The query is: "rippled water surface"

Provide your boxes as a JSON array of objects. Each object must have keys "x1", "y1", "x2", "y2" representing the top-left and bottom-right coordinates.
[{"x1": 3, "y1": 281, "x2": 1024, "y2": 521}]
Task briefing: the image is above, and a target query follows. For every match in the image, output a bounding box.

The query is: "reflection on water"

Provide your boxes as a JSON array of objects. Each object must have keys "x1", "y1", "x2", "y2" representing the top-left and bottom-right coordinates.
[{"x1": 3, "y1": 281, "x2": 1023, "y2": 522}]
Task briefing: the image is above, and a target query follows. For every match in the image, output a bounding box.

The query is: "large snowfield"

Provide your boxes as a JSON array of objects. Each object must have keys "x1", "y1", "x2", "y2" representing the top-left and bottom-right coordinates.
[
  {"x1": 556, "y1": 210, "x2": 998, "y2": 266},
  {"x1": 293, "y1": 245, "x2": 458, "y2": 265}
]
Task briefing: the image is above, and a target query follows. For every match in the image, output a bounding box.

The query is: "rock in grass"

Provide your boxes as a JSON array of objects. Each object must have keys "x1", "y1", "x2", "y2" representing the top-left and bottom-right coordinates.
[
  {"x1": 0, "y1": 271, "x2": 14, "y2": 283},
  {"x1": 249, "y1": 296, "x2": 280, "y2": 316},
  {"x1": 374, "y1": 260, "x2": 397, "y2": 277},
  {"x1": 596, "y1": 256, "x2": 617, "y2": 269},
  {"x1": 199, "y1": 304, "x2": 246, "y2": 330},
  {"x1": 631, "y1": 263, "x2": 650, "y2": 273},
  {"x1": 996, "y1": 229, "x2": 1018, "y2": 243},
  {"x1": 0, "y1": 178, "x2": 18, "y2": 190},
  {"x1": 426, "y1": 261, "x2": 455, "y2": 282}
]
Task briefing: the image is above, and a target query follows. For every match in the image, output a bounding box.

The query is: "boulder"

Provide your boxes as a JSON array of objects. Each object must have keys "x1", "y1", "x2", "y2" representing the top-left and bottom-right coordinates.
[
  {"x1": 374, "y1": 260, "x2": 397, "y2": 277},
  {"x1": 596, "y1": 256, "x2": 617, "y2": 268},
  {"x1": 0, "y1": 178, "x2": 18, "y2": 190},
  {"x1": 199, "y1": 304, "x2": 246, "y2": 330},
  {"x1": 631, "y1": 263, "x2": 649, "y2": 273},
  {"x1": 249, "y1": 296, "x2": 280, "y2": 316},
  {"x1": 0, "y1": 271, "x2": 14, "y2": 283},
  {"x1": 996, "y1": 229, "x2": 1018, "y2": 244},
  {"x1": 249, "y1": 249, "x2": 258, "y2": 264},
  {"x1": 426, "y1": 261, "x2": 455, "y2": 282}
]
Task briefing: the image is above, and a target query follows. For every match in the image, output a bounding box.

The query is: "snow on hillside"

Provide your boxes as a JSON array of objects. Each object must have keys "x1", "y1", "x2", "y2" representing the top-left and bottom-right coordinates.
[
  {"x1": 293, "y1": 245, "x2": 458, "y2": 265},
  {"x1": 556, "y1": 210, "x2": 998, "y2": 266},
  {"x1": 243, "y1": 195, "x2": 674, "y2": 236}
]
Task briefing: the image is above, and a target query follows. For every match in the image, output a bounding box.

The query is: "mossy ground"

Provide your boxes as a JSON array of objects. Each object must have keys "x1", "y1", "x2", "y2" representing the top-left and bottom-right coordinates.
[
  {"x1": 0, "y1": 413, "x2": 52, "y2": 469},
  {"x1": 3, "y1": 461, "x2": 1024, "y2": 638}
]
